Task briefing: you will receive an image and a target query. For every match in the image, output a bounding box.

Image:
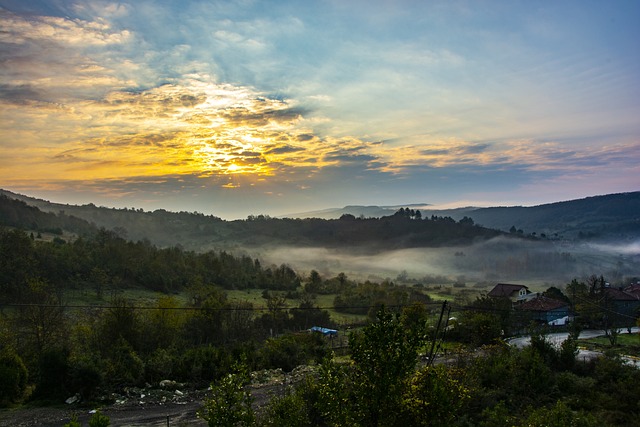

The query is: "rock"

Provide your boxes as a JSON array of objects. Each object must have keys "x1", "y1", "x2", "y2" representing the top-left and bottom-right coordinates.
[
  {"x1": 160, "y1": 379, "x2": 178, "y2": 389},
  {"x1": 65, "y1": 394, "x2": 80, "y2": 405}
]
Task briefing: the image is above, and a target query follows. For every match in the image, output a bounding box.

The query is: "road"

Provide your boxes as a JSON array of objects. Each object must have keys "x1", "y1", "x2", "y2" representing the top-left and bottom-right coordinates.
[{"x1": 507, "y1": 327, "x2": 640, "y2": 367}]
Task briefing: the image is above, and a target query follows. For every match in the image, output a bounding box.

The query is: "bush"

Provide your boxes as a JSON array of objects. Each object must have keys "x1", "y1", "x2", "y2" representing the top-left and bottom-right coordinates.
[
  {"x1": 259, "y1": 388, "x2": 309, "y2": 426},
  {"x1": 198, "y1": 363, "x2": 255, "y2": 427},
  {"x1": 258, "y1": 333, "x2": 327, "y2": 372},
  {"x1": 89, "y1": 410, "x2": 110, "y2": 427},
  {"x1": 33, "y1": 347, "x2": 70, "y2": 401},
  {"x1": 176, "y1": 346, "x2": 232, "y2": 384},
  {"x1": 403, "y1": 365, "x2": 471, "y2": 427},
  {"x1": 523, "y1": 400, "x2": 599, "y2": 427},
  {"x1": 63, "y1": 414, "x2": 81, "y2": 427},
  {"x1": 0, "y1": 348, "x2": 28, "y2": 406},
  {"x1": 104, "y1": 338, "x2": 144, "y2": 386},
  {"x1": 69, "y1": 356, "x2": 103, "y2": 401},
  {"x1": 144, "y1": 348, "x2": 175, "y2": 383}
]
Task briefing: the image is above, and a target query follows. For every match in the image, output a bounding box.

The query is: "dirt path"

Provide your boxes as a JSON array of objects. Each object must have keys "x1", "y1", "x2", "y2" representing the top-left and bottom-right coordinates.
[
  {"x1": 0, "y1": 369, "x2": 294, "y2": 427},
  {"x1": 0, "y1": 401, "x2": 206, "y2": 427}
]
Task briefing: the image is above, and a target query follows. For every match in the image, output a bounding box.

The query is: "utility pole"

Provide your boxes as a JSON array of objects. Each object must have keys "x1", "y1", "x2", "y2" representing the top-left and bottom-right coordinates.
[{"x1": 427, "y1": 300, "x2": 447, "y2": 366}]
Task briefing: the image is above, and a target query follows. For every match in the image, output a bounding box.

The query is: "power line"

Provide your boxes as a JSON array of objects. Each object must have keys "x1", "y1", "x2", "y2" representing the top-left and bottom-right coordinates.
[
  {"x1": 0, "y1": 302, "x2": 444, "y2": 312},
  {"x1": 1, "y1": 295, "x2": 635, "y2": 322}
]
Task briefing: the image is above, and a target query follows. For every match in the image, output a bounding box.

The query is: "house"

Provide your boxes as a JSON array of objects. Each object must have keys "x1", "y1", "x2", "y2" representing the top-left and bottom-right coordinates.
[
  {"x1": 488, "y1": 283, "x2": 536, "y2": 303},
  {"x1": 600, "y1": 287, "x2": 640, "y2": 325},
  {"x1": 515, "y1": 295, "x2": 570, "y2": 324},
  {"x1": 624, "y1": 283, "x2": 640, "y2": 299}
]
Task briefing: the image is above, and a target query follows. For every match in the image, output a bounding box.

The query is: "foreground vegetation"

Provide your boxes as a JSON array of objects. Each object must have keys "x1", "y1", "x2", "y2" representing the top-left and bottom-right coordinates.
[
  {"x1": 1, "y1": 224, "x2": 639, "y2": 426},
  {"x1": 198, "y1": 308, "x2": 640, "y2": 426}
]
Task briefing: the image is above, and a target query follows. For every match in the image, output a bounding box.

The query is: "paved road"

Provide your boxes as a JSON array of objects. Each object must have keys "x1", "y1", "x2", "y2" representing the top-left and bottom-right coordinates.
[{"x1": 507, "y1": 327, "x2": 640, "y2": 367}]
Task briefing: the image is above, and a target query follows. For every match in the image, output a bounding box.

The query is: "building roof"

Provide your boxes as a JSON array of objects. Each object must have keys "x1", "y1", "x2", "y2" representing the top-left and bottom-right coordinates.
[
  {"x1": 516, "y1": 296, "x2": 569, "y2": 312},
  {"x1": 602, "y1": 287, "x2": 640, "y2": 301},
  {"x1": 488, "y1": 283, "x2": 529, "y2": 298},
  {"x1": 624, "y1": 284, "x2": 640, "y2": 298},
  {"x1": 310, "y1": 326, "x2": 338, "y2": 335}
]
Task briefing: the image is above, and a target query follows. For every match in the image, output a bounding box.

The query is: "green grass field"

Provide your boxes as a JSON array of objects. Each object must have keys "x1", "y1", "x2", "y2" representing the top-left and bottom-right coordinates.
[
  {"x1": 582, "y1": 331, "x2": 640, "y2": 357},
  {"x1": 60, "y1": 282, "x2": 493, "y2": 329}
]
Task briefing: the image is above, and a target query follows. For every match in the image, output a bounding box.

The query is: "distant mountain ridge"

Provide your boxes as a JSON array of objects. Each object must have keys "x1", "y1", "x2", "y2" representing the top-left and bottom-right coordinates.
[
  {"x1": 284, "y1": 192, "x2": 640, "y2": 240},
  {"x1": 1, "y1": 189, "x2": 638, "y2": 247}
]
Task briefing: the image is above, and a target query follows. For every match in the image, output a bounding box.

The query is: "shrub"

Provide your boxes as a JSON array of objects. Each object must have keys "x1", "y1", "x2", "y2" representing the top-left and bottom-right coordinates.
[
  {"x1": 104, "y1": 338, "x2": 144, "y2": 386},
  {"x1": 176, "y1": 346, "x2": 232, "y2": 384},
  {"x1": 69, "y1": 356, "x2": 103, "y2": 401},
  {"x1": 523, "y1": 400, "x2": 599, "y2": 427},
  {"x1": 63, "y1": 414, "x2": 81, "y2": 427},
  {"x1": 198, "y1": 363, "x2": 255, "y2": 427},
  {"x1": 403, "y1": 365, "x2": 471, "y2": 427},
  {"x1": 89, "y1": 410, "x2": 110, "y2": 427},
  {"x1": 259, "y1": 388, "x2": 309, "y2": 427},
  {"x1": 33, "y1": 347, "x2": 70, "y2": 400},
  {"x1": 0, "y1": 348, "x2": 28, "y2": 406},
  {"x1": 258, "y1": 333, "x2": 327, "y2": 372}
]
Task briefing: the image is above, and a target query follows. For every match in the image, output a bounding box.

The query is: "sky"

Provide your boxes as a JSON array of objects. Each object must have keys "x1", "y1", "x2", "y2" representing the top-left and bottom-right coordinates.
[{"x1": 0, "y1": 0, "x2": 639, "y2": 219}]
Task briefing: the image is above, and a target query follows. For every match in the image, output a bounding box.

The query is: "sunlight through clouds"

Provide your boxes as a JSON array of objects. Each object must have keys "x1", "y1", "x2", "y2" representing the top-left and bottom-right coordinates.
[{"x1": 0, "y1": 1, "x2": 638, "y2": 217}]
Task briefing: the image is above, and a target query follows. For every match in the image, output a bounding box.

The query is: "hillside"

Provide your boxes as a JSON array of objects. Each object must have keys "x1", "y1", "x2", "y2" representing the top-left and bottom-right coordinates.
[
  {"x1": 466, "y1": 193, "x2": 640, "y2": 239},
  {"x1": 0, "y1": 190, "x2": 503, "y2": 251},
  {"x1": 2, "y1": 189, "x2": 638, "y2": 252},
  {"x1": 284, "y1": 192, "x2": 640, "y2": 241}
]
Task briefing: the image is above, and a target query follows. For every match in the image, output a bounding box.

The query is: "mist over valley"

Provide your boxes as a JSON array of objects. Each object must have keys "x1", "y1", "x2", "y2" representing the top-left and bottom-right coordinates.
[{"x1": 2, "y1": 189, "x2": 638, "y2": 289}]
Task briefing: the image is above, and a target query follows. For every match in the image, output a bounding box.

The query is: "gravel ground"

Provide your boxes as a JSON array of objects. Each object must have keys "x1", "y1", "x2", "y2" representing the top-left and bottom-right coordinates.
[{"x1": 0, "y1": 367, "x2": 309, "y2": 427}]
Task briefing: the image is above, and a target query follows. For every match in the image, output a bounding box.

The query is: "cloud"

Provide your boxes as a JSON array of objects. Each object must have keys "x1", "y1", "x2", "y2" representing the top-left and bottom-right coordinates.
[
  {"x1": 0, "y1": 9, "x2": 131, "y2": 46},
  {"x1": 1, "y1": 1, "x2": 638, "y2": 217},
  {"x1": 0, "y1": 83, "x2": 42, "y2": 102}
]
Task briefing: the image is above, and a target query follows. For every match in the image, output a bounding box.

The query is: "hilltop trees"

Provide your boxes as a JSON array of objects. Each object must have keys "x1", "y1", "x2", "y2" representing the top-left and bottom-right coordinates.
[{"x1": 0, "y1": 227, "x2": 306, "y2": 304}]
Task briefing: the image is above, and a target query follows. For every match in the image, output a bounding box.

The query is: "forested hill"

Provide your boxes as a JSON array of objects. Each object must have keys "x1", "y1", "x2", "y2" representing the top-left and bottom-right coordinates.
[
  {"x1": 0, "y1": 191, "x2": 503, "y2": 251},
  {"x1": 0, "y1": 195, "x2": 97, "y2": 237},
  {"x1": 466, "y1": 192, "x2": 640, "y2": 239},
  {"x1": 286, "y1": 192, "x2": 640, "y2": 241}
]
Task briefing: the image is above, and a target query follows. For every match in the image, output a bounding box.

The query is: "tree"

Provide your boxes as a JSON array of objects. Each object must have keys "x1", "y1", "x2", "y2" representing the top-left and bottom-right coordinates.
[
  {"x1": 13, "y1": 277, "x2": 66, "y2": 367},
  {"x1": 0, "y1": 228, "x2": 36, "y2": 302},
  {"x1": 184, "y1": 289, "x2": 227, "y2": 345},
  {"x1": 347, "y1": 307, "x2": 421, "y2": 426},
  {"x1": 459, "y1": 216, "x2": 475, "y2": 226},
  {"x1": 260, "y1": 387, "x2": 310, "y2": 427},
  {"x1": 99, "y1": 297, "x2": 140, "y2": 351},
  {"x1": 403, "y1": 365, "x2": 470, "y2": 427},
  {"x1": 304, "y1": 270, "x2": 322, "y2": 294},
  {"x1": 522, "y1": 400, "x2": 598, "y2": 427},
  {"x1": 543, "y1": 286, "x2": 570, "y2": 305},
  {"x1": 198, "y1": 362, "x2": 255, "y2": 427},
  {"x1": 139, "y1": 296, "x2": 186, "y2": 354}
]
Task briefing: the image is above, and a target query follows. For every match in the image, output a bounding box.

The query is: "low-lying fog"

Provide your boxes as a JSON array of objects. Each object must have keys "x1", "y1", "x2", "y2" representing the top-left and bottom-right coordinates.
[{"x1": 249, "y1": 237, "x2": 640, "y2": 286}]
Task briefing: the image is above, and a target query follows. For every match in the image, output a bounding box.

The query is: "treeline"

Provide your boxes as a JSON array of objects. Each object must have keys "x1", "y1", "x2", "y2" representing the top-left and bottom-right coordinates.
[
  {"x1": 0, "y1": 195, "x2": 96, "y2": 237},
  {"x1": 234, "y1": 210, "x2": 501, "y2": 249},
  {"x1": 0, "y1": 194, "x2": 505, "y2": 251},
  {"x1": 0, "y1": 227, "x2": 301, "y2": 302}
]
